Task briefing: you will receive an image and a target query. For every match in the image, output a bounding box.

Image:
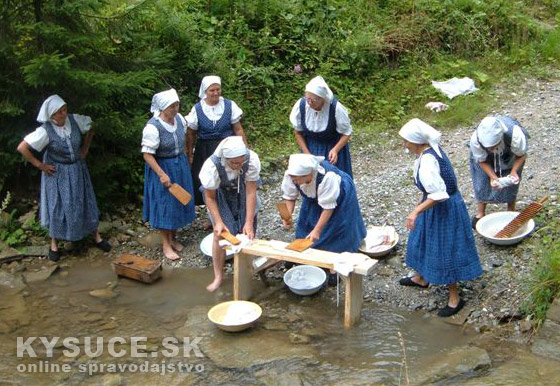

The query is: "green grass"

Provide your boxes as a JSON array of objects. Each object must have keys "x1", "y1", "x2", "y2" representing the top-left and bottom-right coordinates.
[{"x1": 522, "y1": 215, "x2": 560, "y2": 327}]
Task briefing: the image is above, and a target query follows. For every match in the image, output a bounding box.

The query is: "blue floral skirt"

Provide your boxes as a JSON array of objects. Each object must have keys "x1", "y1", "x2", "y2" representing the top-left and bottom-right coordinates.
[
  {"x1": 406, "y1": 192, "x2": 482, "y2": 285},
  {"x1": 40, "y1": 160, "x2": 100, "y2": 241}
]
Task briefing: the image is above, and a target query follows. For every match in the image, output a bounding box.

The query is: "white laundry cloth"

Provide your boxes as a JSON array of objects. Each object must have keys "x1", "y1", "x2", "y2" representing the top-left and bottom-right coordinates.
[
  {"x1": 219, "y1": 233, "x2": 251, "y2": 253},
  {"x1": 333, "y1": 252, "x2": 370, "y2": 277},
  {"x1": 425, "y1": 102, "x2": 449, "y2": 112},
  {"x1": 432, "y1": 77, "x2": 478, "y2": 99}
]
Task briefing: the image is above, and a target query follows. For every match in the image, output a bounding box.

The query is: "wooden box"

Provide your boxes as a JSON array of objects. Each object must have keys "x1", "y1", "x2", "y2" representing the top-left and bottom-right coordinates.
[{"x1": 113, "y1": 254, "x2": 162, "y2": 283}]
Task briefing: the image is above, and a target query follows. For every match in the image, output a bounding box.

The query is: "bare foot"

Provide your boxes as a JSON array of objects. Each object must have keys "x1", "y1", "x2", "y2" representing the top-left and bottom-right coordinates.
[
  {"x1": 412, "y1": 275, "x2": 428, "y2": 287},
  {"x1": 163, "y1": 245, "x2": 181, "y2": 261},
  {"x1": 171, "y1": 240, "x2": 184, "y2": 252},
  {"x1": 206, "y1": 279, "x2": 222, "y2": 292}
]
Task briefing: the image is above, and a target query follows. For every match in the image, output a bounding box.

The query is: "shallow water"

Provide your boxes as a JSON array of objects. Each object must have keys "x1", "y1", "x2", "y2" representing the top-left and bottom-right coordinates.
[{"x1": 1, "y1": 255, "x2": 558, "y2": 385}]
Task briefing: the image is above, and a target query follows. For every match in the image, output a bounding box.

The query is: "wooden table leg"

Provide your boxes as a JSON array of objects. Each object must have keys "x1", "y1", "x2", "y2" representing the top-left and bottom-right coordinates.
[
  {"x1": 344, "y1": 273, "x2": 363, "y2": 328},
  {"x1": 233, "y1": 252, "x2": 253, "y2": 300}
]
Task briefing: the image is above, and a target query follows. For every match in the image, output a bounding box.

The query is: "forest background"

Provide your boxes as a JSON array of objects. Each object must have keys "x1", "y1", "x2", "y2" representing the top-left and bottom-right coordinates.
[{"x1": 1, "y1": 0, "x2": 559, "y2": 204}]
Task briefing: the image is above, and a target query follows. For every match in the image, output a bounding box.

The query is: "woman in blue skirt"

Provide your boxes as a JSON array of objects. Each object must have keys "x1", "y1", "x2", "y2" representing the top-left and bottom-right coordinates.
[
  {"x1": 186, "y1": 75, "x2": 247, "y2": 207},
  {"x1": 17, "y1": 95, "x2": 111, "y2": 262},
  {"x1": 398, "y1": 119, "x2": 482, "y2": 317},
  {"x1": 280, "y1": 154, "x2": 366, "y2": 254},
  {"x1": 199, "y1": 136, "x2": 261, "y2": 292},
  {"x1": 142, "y1": 89, "x2": 196, "y2": 261},
  {"x1": 469, "y1": 115, "x2": 529, "y2": 228},
  {"x1": 289, "y1": 76, "x2": 354, "y2": 177}
]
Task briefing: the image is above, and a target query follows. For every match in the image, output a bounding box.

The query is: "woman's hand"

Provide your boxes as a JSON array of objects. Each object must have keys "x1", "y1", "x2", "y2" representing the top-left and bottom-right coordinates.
[
  {"x1": 242, "y1": 222, "x2": 254, "y2": 240},
  {"x1": 490, "y1": 178, "x2": 501, "y2": 190},
  {"x1": 79, "y1": 147, "x2": 89, "y2": 160},
  {"x1": 159, "y1": 173, "x2": 171, "y2": 188},
  {"x1": 39, "y1": 163, "x2": 56, "y2": 176},
  {"x1": 213, "y1": 222, "x2": 228, "y2": 238},
  {"x1": 282, "y1": 218, "x2": 293, "y2": 230},
  {"x1": 509, "y1": 171, "x2": 520, "y2": 183},
  {"x1": 328, "y1": 148, "x2": 339, "y2": 164},
  {"x1": 405, "y1": 211, "x2": 418, "y2": 230},
  {"x1": 306, "y1": 228, "x2": 321, "y2": 243}
]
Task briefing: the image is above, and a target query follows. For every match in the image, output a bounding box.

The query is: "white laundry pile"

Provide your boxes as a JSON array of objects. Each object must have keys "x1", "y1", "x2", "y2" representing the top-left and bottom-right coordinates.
[
  {"x1": 221, "y1": 303, "x2": 259, "y2": 325},
  {"x1": 364, "y1": 226, "x2": 396, "y2": 253},
  {"x1": 425, "y1": 102, "x2": 449, "y2": 112},
  {"x1": 432, "y1": 77, "x2": 479, "y2": 99}
]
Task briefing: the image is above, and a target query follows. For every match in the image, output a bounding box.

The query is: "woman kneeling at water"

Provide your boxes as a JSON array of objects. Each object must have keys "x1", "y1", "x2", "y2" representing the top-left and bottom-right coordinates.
[{"x1": 398, "y1": 119, "x2": 482, "y2": 317}]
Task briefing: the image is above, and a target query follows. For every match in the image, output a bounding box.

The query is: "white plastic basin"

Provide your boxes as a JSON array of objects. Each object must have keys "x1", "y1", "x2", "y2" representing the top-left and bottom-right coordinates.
[
  {"x1": 476, "y1": 211, "x2": 535, "y2": 246},
  {"x1": 200, "y1": 233, "x2": 235, "y2": 259},
  {"x1": 284, "y1": 265, "x2": 327, "y2": 296}
]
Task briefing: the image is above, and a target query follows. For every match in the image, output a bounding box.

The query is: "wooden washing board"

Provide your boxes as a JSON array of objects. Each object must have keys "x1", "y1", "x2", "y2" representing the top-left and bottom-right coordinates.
[{"x1": 230, "y1": 239, "x2": 377, "y2": 328}]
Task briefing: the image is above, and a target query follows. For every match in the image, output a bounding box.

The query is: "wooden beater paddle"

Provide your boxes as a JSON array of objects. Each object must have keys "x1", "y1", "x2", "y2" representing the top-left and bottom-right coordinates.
[
  {"x1": 276, "y1": 201, "x2": 292, "y2": 226},
  {"x1": 495, "y1": 196, "x2": 548, "y2": 238},
  {"x1": 168, "y1": 183, "x2": 191, "y2": 205}
]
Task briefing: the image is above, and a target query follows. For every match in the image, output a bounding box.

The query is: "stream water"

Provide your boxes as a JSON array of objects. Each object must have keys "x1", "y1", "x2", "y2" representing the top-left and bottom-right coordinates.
[{"x1": 1, "y1": 255, "x2": 559, "y2": 385}]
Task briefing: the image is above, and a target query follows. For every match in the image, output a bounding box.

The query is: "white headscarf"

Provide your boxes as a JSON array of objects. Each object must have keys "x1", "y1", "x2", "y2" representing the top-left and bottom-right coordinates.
[
  {"x1": 150, "y1": 88, "x2": 179, "y2": 118},
  {"x1": 399, "y1": 118, "x2": 443, "y2": 157},
  {"x1": 287, "y1": 154, "x2": 325, "y2": 176},
  {"x1": 37, "y1": 95, "x2": 66, "y2": 123},
  {"x1": 198, "y1": 75, "x2": 221, "y2": 99},
  {"x1": 305, "y1": 76, "x2": 333, "y2": 101},
  {"x1": 476, "y1": 116, "x2": 505, "y2": 148},
  {"x1": 214, "y1": 136, "x2": 247, "y2": 159}
]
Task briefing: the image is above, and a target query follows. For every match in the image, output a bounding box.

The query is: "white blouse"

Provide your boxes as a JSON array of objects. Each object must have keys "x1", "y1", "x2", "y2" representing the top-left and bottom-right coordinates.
[
  {"x1": 185, "y1": 97, "x2": 243, "y2": 130},
  {"x1": 469, "y1": 125, "x2": 528, "y2": 163},
  {"x1": 141, "y1": 114, "x2": 187, "y2": 154},
  {"x1": 23, "y1": 114, "x2": 92, "y2": 152},
  {"x1": 289, "y1": 99, "x2": 353, "y2": 135},
  {"x1": 199, "y1": 149, "x2": 261, "y2": 190},
  {"x1": 281, "y1": 166, "x2": 341, "y2": 210},
  {"x1": 413, "y1": 151, "x2": 449, "y2": 202}
]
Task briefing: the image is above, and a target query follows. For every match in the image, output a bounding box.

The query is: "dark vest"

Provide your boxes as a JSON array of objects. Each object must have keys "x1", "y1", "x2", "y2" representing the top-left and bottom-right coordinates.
[
  {"x1": 42, "y1": 114, "x2": 82, "y2": 164},
  {"x1": 415, "y1": 148, "x2": 458, "y2": 200},
  {"x1": 299, "y1": 98, "x2": 340, "y2": 143},
  {"x1": 148, "y1": 115, "x2": 185, "y2": 158},
  {"x1": 195, "y1": 99, "x2": 234, "y2": 140}
]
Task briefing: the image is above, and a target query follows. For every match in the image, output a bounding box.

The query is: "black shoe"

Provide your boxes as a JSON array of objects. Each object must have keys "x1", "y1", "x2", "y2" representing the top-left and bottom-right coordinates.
[
  {"x1": 95, "y1": 240, "x2": 111, "y2": 252},
  {"x1": 48, "y1": 249, "x2": 61, "y2": 262},
  {"x1": 399, "y1": 276, "x2": 429, "y2": 288},
  {"x1": 471, "y1": 215, "x2": 481, "y2": 230},
  {"x1": 437, "y1": 299, "x2": 465, "y2": 317}
]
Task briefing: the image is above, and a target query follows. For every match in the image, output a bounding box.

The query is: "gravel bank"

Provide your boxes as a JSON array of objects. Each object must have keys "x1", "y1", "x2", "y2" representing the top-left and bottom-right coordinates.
[{"x1": 11, "y1": 73, "x2": 559, "y2": 330}]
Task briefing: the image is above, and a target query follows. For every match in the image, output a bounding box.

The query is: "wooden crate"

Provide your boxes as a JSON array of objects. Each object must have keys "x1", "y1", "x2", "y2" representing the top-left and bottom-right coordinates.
[{"x1": 113, "y1": 254, "x2": 162, "y2": 283}]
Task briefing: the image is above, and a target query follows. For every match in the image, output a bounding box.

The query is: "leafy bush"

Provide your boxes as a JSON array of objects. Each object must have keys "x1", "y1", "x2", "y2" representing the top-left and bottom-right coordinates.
[{"x1": 1, "y1": 0, "x2": 558, "y2": 206}]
